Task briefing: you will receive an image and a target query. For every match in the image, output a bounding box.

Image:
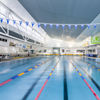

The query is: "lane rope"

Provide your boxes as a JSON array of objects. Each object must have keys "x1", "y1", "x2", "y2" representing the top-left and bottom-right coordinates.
[
  {"x1": 74, "y1": 60, "x2": 100, "y2": 91},
  {"x1": 82, "y1": 58, "x2": 100, "y2": 71},
  {"x1": 71, "y1": 61, "x2": 100, "y2": 100},
  {"x1": 35, "y1": 59, "x2": 60, "y2": 100},
  {"x1": 0, "y1": 59, "x2": 50, "y2": 87}
]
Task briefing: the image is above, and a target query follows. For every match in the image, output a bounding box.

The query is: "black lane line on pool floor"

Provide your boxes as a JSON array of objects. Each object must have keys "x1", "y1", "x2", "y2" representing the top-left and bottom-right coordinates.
[
  {"x1": 64, "y1": 59, "x2": 68, "y2": 100},
  {"x1": 22, "y1": 60, "x2": 55, "y2": 100},
  {"x1": 74, "y1": 61, "x2": 100, "y2": 91}
]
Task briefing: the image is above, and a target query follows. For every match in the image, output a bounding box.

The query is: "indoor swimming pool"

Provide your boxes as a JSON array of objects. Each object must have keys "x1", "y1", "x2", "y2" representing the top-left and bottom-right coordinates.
[{"x1": 0, "y1": 56, "x2": 100, "y2": 100}]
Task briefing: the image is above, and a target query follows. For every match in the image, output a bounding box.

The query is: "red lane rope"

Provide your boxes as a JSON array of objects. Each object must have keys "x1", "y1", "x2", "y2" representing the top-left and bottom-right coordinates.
[
  {"x1": 0, "y1": 59, "x2": 50, "y2": 87},
  {"x1": 35, "y1": 59, "x2": 59, "y2": 100},
  {"x1": 35, "y1": 80, "x2": 48, "y2": 100},
  {"x1": 71, "y1": 62, "x2": 100, "y2": 100},
  {"x1": 84, "y1": 79, "x2": 100, "y2": 100},
  {"x1": 0, "y1": 79, "x2": 12, "y2": 86}
]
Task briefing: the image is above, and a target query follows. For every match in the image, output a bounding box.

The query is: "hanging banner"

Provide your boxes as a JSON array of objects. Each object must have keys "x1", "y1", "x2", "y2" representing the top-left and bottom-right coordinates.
[
  {"x1": 0, "y1": 17, "x2": 99, "y2": 30},
  {"x1": 91, "y1": 36, "x2": 100, "y2": 44}
]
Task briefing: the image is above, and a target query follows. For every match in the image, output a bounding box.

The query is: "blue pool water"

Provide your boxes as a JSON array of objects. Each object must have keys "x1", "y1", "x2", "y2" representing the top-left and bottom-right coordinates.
[{"x1": 0, "y1": 56, "x2": 100, "y2": 100}]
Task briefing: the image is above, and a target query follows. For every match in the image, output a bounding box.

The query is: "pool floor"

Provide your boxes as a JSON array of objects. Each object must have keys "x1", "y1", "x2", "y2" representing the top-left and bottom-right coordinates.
[{"x1": 0, "y1": 56, "x2": 100, "y2": 100}]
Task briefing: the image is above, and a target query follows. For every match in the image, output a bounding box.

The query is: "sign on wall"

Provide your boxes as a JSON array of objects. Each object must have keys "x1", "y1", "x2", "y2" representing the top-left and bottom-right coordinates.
[
  {"x1": 91, "y1": 36, "x2": 100, "y2": 44},
  {"x1": 9, "y1": 42, "x2": 16, "y2": 47}
]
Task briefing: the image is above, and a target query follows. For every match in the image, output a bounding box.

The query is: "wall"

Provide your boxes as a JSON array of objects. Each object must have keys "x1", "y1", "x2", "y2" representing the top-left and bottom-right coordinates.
[
  {"x1": 0, "y1": 35, "x2": 35, "y2": 56},
  {"x1": 37, "y1": 47, "x2": 84, "y2": 56}
]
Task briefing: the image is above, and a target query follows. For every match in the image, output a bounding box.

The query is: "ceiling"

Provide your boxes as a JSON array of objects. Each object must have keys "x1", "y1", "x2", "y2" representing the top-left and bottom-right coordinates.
[{"x1": 19, "y1": 0, "x2": 100, "y2": 41}]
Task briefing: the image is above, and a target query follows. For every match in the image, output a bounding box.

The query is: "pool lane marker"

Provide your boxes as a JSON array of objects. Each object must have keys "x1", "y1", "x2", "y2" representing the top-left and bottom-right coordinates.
[
  {"x1": 87, "y1": 63, "x2": 100, "y2": 71},
  {"x1": 0, "y1": 59, "x2": 50, "y2": 87},
  {"x1": 83, "y1": 56, "x2": 100, "y2": 65},
  {"x1": 35, "y1": 60, "x2": 59, "y2": 100},
  {"x1": 63, "y1": 60, "x2": 68, "y2": 100},
  {"x1": 74, "y1": 61, "x2": 100, "y2": 91},
  {"x1": 71, "y1": 62, "x2": 100, "y2": 100},
  {"x1": 82, "y1": 59, "x2": 100, "y2": 71}
]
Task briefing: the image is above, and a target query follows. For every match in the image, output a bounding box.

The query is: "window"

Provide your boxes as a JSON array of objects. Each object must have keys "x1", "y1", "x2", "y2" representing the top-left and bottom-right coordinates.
[
  {"x1": 93, "y1": 49, "x2": 95, "y2": 52},
  {"x1": 66, "y1": 50, "x2": 70, "y2": 52},
  {"x1": 44, "y1": 50, "x2": 46, "y2": 52},
  {"x1": 39, "y1": 50, "x2": 41, "y2": 53},
  {"x1": 62, "y1": 49, "x2": 65, "y2": 52},
  {"x1": 0, "y1": 38, "x2": 7, "y2": 42}
]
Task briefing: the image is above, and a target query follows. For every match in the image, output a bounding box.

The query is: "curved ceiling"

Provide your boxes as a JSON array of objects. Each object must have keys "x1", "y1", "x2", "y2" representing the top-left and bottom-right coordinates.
[{"x1": 19, "y1": 0, "x2": 100, "y2": 41}]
